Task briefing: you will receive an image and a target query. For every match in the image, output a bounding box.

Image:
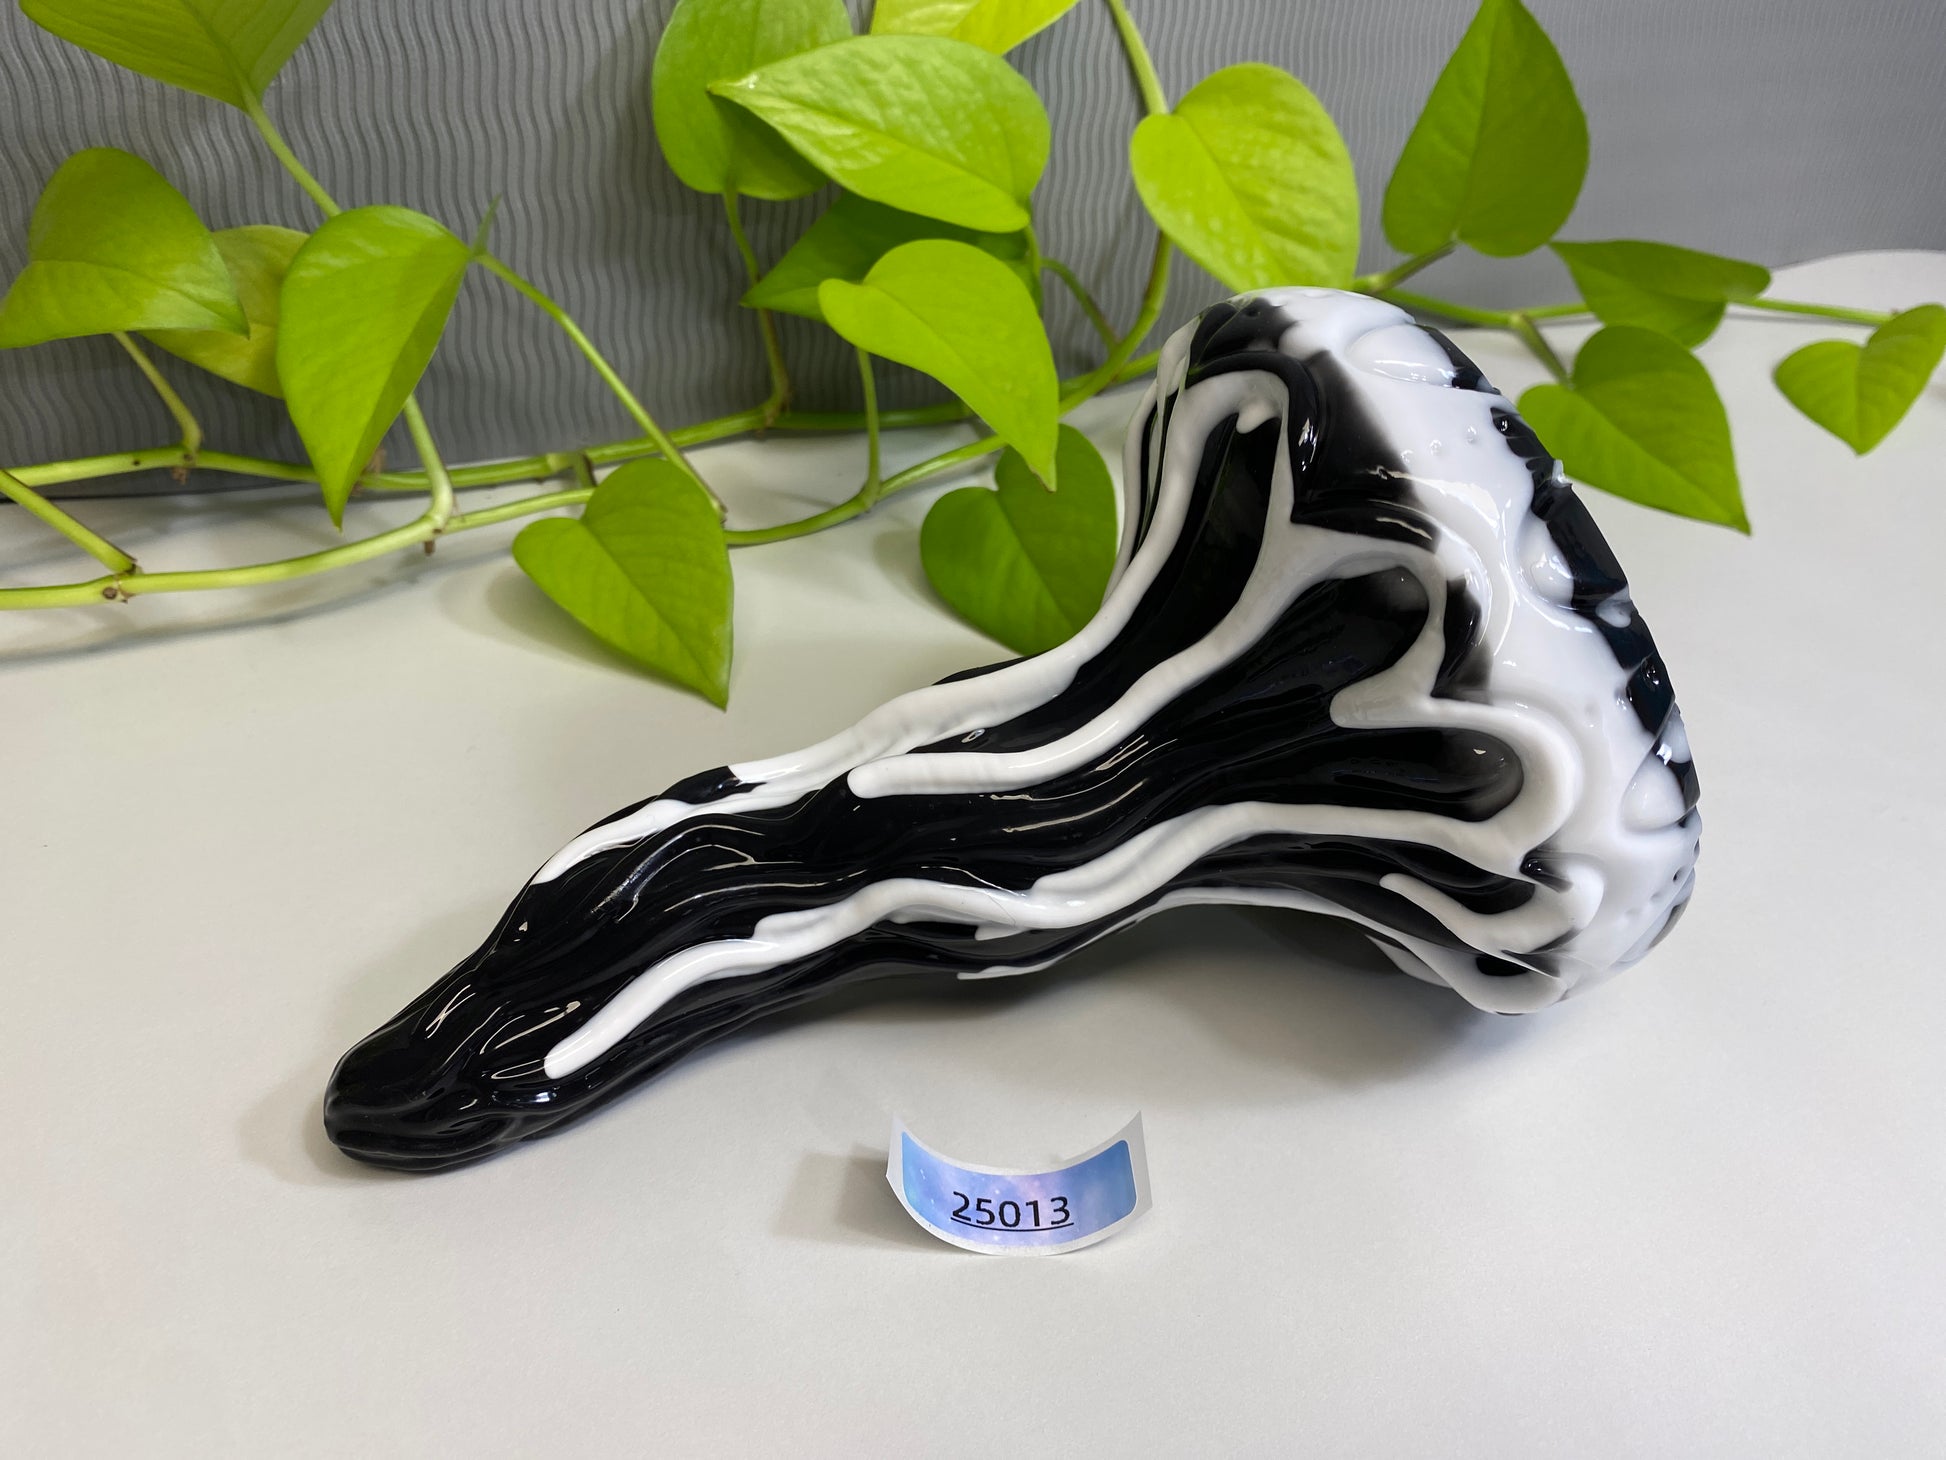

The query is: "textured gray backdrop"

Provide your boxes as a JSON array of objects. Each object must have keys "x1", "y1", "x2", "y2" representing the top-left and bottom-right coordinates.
[{"x1": 2, "y1": 0, "x2": 1942, "y2": 482}]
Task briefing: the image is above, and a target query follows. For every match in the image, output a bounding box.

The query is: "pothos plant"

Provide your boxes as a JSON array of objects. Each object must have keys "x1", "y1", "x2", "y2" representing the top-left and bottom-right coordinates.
[{"x1": 1, "y1": 0, "x2": 1940, "y2": 705}]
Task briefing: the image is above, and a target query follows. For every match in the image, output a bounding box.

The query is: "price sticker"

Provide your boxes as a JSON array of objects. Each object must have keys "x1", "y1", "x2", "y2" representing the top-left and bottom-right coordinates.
[{"x1": 886, "y1": 1115, "x2": 1151, "y2": 1255}]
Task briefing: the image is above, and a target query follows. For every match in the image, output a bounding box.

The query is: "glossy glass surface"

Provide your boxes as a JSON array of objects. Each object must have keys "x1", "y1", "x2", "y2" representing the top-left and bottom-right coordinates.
[{"x1": 325, "y1": 290, "x2": 1699, "y2": 1172}]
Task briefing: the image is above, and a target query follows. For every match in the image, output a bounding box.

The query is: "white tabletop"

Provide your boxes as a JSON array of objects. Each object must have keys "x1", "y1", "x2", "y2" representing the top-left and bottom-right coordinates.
[{"x1": 4, "y1": 253, "x2": 1942, "y2": 1458}]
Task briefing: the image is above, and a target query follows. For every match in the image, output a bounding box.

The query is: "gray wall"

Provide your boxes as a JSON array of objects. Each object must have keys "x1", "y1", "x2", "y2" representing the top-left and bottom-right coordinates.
[{"x1": 2, "y1": 0, "x2": 1941, "y2": 481}]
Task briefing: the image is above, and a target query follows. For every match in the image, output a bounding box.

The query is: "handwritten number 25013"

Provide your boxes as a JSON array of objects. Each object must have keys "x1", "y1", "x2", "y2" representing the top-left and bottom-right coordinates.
[{"x1": 949, "y1": 1192, "x2": 1071, "y2": 1231}]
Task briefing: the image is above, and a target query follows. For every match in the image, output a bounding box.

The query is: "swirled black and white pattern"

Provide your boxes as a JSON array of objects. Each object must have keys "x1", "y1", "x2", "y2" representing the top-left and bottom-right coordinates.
[{"x1": 325, "y1": 288, "x2": 1700, "y2": 1171}]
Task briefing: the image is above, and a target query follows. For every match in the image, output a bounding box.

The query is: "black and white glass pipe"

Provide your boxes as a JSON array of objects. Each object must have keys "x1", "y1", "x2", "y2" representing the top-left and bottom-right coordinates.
[{"x1": 325, "y1": 289, "x2": 1701, "y2": 1171}]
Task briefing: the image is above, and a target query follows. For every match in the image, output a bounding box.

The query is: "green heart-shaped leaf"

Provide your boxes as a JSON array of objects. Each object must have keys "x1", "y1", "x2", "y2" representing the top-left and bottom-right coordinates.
[
  {"x1": 1130, "y1": 62, "x2": 1358, "y2": 291},
  {"x1": 512, "y1": 460, "x2": 734, "y2": 705},
  {"x1": 1382, "y1": 0, "x2": 1587, "y2": 258},
  {"x1": 1519, "y1": 325, "x2": 1746, "y2": 530},
  {"x1": 0, "y1": 148, "x2": 245, "y2": 347},
  {"x1": 1552, "y1": 240, "x2": 1770, "y2": 347},
  {"x1": 1773, "y1": 304, "x2": 1946, "y2": 455},
  {"x1": 651, "y1": 0, "x2": 852, "y2": 200},
  {"x1": 921, "y1": 425, "x2": 1116, "y2": 654},
  {"x1": 743, "y1": 191, "x2": 1035, "y2": 320},
  {"x1": 820, "y1": 238, "x2": 1059, "y2": 486},
  {"x1": 711, "y1": 34, "x2": 1050, "y2": 232},
  {"x1": 870, "y1": 0, "x2": 1082, "y2": 54},
  {"x1": 143, "y1": 224, "x2": 306, "y2": 396},
  {"x1": 276, "y1": 206, "x2": 472, "y2": 524},
  {"x1": 22, "y1": 0, "x2": 335, "y2": 109}
]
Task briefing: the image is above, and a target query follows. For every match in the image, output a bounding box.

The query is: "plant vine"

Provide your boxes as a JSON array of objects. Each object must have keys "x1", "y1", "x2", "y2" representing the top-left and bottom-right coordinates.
[{"x1": 1, "y1": 0, "x2": 1938, "y2": 692}]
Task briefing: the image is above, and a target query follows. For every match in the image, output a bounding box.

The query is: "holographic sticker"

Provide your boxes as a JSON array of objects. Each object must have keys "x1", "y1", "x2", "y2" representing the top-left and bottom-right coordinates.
[{"x1": 886, "y1": 1115, "x2": 1151, "y2": 1255}]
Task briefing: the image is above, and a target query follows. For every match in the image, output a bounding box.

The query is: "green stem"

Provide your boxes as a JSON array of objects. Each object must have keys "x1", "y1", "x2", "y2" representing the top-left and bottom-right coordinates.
[
  {"x1": 113, "y1": 333, "x2": 202, "y2": 456},
  {"x1": 477, "y1": 252, "x2": 703, "y2": 488},
  {"x1": 8, "y1": 446, "x2": 196, "y2": 490},
  {"x1": 724, "y1": 434, "x2": 999, "y2": 547},
  {"x1": 1103, "y1": 0, "x2": 1169, "y2": 114},
  {"x1": 7, "y1": 446, "x2": 324, "y2": 490},
  {"x1": 1045, "y1": 258, "x2": 1117, "y2": 347},
  {"x1": 723, "y1": 191, "x2": 792, "y2": 421},
  {"x1": 0, "y1": 466, "x2": 137, "y2": 574},
  {"x1": 1376, "y1": 290, "x2": 1594, "y2": 328},
  {"x1": 191, "y1": 449, "x2": 319, "y2": 481},
  {"x1": 1525, "y1": 302, "x2": 1592, "y2": 321},
  {"x1": 1381, "y1": 287, "x2": 1889, "y2": 335},
  {"x1": 1510, "y1": 312, "x2": 1570, "y2": 385},
  {"x1": 1, "y1": 515, "x2": 439, "y2": 608},
  {"x1": 450, "y1": 487, "x2": 589, "y2": 533},
  {"x1": 1741, "y1": 297, "x2": 1892, "y2": 327},
  {"x1": 1, "y1": 485, "x2": 583, "y2": 608},
  {"x1": 241, "y1": 91, "x2": 340, "y2": 218},
  {"x1": 856, "y1": 348, "x2": 882, "y2": 504},
  {"x1": 377, "y1": 447, "x2": 579, "y2": 492},
  {"x1": 1354, "y1": 244, "x2": 1456, "y2": 294},
  {"x1": 579, "y1": 406, "x2": 770, "y2": 466},
  {"x1": 1062, "y1": 232, "x2": 1172, "y2": 408},
  {"x1": 876, "y1": 434, "x2": 998, "y2": 502},
  {"x1": 770, "y1": 401, "x2": 971, "y2": 432},
  {"x1": 721, "y1": 492, "x2": 866, "y2": 547},
  {"x1": 1377, "y1": 289, "x2": 1518, "y2": 329},
  {"x1": 400, "y1": 398, "x2": 456, "y2": 527}
]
